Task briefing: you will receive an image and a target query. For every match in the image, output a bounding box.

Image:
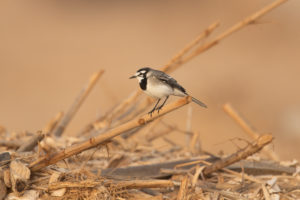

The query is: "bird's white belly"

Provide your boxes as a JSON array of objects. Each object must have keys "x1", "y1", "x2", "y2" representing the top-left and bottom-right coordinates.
[{"x1": 144, "y1": 83, "x2": 173, "y2": 99}]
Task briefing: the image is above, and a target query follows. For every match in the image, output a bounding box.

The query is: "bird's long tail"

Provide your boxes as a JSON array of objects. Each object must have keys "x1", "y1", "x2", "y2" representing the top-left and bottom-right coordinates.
[{"x1": 191, "y1": 96, "x2": 207, "y2": 108}]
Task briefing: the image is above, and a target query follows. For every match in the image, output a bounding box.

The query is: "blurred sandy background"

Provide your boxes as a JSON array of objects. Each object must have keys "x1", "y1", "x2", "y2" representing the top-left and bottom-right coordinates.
[{"x1": 0, "y1": 1, "x2": 299, "y2": 160}]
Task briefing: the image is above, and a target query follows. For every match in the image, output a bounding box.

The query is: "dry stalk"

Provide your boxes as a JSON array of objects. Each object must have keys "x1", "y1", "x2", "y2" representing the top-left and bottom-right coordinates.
[
  {"x1": 48, "y1": 180, "x2": 100, "y2": 190},
  {"x1": 223, "y1": 103, "x2": 279, "y2": 161},
  {"x1": 107, "y1": 179, "x2": 174, "y2": 189},
  {"x1": 178, "y1": 0, "x2": 288, "y2": 68},
  {"x1": 190, "y1": 131, "x2": 202, "y2": 155},
  {"x1": 262, "y1": 184, "x2": 272, "y2": 200},
  {"x1": 176, "y1": 176, "x2": 189, "y2": 200},
  {"x1": 192, "y1": 165, "x2": 205, "y2": 187},
  {"x1": 203, "y1": 134, "x2": 273, "y2": 175},
  {"x1": 53, "y1": 70, "x2": 104, "y2": 137},
  {"x1": 29, "y1": 96, "x2": 193, "y2": 171},
  {"x1": 162, "y1": 21, "x2": 220, "y2": 73},
  {"x1": 43, "y1": 112, "x2": 64, "y2": 134}
]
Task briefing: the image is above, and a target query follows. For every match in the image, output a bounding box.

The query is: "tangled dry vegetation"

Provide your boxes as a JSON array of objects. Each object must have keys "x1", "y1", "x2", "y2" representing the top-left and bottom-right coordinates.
[{"x1": 1, "y1": 0, "x2": 299, "y2": 199}]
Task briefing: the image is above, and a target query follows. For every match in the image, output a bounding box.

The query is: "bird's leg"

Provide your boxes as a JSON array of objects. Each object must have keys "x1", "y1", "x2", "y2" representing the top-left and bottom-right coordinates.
[
  {"x1": 148, "y1": 99, "x2": 161, "y2": 117},
  {"x1": 156, "y1": 96, "x2": 169, "y2": 113}
]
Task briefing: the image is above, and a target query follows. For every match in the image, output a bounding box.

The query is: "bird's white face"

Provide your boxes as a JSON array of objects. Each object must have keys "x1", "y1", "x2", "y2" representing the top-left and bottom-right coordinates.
[{"x1": 130, "y1": 69, "x2": 150, "y2": 83}]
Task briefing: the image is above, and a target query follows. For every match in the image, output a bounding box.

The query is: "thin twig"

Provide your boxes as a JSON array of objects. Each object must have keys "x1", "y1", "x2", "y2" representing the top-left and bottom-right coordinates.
[
  {"x1": 43, "y1": 112, "x2": 64, "y2": 135},
  {"x1": 180, "y1": 0, "x2": 288, "y2": 67},
  {"x1": 203, "y1": 134, "x2": 273, "y2": 175},
  {"x1": 108, "y1": 179, "x2": 174, "y2": 189},
  {"x1": 162, "y1": 21, "x2": 220, "y2": 73},
  {"x1": 223, "y1": 103, "x2": 279, "y2": 161},
  {"x1": 29, "y1": 96, "x2": 193, "y2": 171},
  {"x1": 53, "y1": 70, "x2": 105, "y2": 137}
]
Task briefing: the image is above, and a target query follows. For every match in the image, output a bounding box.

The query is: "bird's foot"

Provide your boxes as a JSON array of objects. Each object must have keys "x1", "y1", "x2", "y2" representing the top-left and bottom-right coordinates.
[
  {"x1": 156, "y1": 106, "x2": 164, "y2": 114},
  {"x1": 148, "y1": 109, "x2": 155, "y2": 117}
]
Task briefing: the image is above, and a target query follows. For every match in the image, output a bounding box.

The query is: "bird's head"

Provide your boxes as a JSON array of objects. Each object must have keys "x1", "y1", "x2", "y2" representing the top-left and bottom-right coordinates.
[{"x1": 129, "y1": 67, "x2": 151, "y2": 82}]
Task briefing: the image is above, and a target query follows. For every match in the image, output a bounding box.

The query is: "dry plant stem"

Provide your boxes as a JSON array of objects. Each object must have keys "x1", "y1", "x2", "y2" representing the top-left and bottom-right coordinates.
[
  {"x1": 179, "y1": 0, "x2": 288, "y2": 67},
  {"x1": 106, "y1": 91, "x2": 143, "y2": 124},
  {"x1": 53, "y1": 70, "x2": 104, "y2": 137},
  {"x1": 110, "y1": 179, "x2": 174, "y2": 189},
  {"x1": 221, "y1": 168, "x2": 262, "y2": 184},
  {"x1": 192, "y1": 165, "x2": 205, "y2": 187},
  {"x1": 17, "y1": 131, "x2": 44, "y2": 152},
  {"x1": 203, "y1": 134, "x2": 273, "y2": 175},
  {"x1": 78, "y1": 91, "x2": 142, "y2": 136},
  {"x1": 162, "y1": 21, "x2": 220, "y2": 72},
  {"x1": 48, "y1": 180, "x2": 99, "y2": 190},
  {"x1": 223, "y1": 103, "x2": 279, "y2": 161},
  {"x1": 262, "y1": 184, "x2": 271, "y2": 200},
  {"x1": 202, "y1": 188, "x2": 248, "y2": 200},
  {"x1": 223, "y1": 103, "x2": 258, "y2": 137},
  {"x1": 49, "y1": 180, "x2": 173, "y2": 190},
  {"x1": 190, "y1": 131, "x2": 202, "y2": 154},
  {"x1": 43, "y1": 112, "x2": 64, "y2": 134},
  {"x1": 176, "y1": 176, "x2": 189, "y2": 200},
  {"x1": 29, "y1": 96, "x2": 193, "y2": 171}
]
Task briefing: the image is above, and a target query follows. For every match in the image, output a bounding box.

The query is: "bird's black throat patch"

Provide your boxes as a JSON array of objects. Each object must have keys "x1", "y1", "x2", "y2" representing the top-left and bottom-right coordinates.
[{"x1": 139, "y1": 77, "x2": 147, "y2": 90}]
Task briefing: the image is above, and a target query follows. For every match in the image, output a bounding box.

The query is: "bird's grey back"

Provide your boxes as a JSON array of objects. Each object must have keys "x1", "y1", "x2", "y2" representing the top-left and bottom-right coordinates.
[{"x1": 149, "y1": 69, "x2": 186, "y2": 94}]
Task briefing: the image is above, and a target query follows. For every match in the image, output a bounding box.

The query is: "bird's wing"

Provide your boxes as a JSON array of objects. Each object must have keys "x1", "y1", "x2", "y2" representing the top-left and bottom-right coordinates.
[{"x1": 154, "y1": 70, "x2": 186, "y2": 94}]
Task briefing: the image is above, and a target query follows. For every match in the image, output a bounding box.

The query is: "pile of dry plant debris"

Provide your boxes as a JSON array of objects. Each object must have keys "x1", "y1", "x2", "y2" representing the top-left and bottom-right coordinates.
[{"x1": 1, "y1": 0, "x2": 298, "y2": 199}]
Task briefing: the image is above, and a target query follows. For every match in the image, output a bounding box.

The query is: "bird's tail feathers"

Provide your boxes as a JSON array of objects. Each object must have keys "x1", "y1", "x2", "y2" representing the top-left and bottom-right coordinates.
[{"x1": 191, "y1": 96, "x2": 207, "y2": 108}]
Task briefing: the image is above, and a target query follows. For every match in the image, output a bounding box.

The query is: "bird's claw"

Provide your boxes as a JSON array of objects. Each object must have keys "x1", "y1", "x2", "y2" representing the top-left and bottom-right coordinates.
[
  {"x1": 148, "y1": 109, "x2": 155, "y2": 117},
  {"x1": 156, "y1": 106, "x2": 163, "y2": 114}
]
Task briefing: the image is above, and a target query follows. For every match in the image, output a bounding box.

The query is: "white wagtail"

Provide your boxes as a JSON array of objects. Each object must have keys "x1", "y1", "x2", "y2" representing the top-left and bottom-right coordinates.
[{"x1": 130, "y1": 67, "x2": 207, "y2": 115}]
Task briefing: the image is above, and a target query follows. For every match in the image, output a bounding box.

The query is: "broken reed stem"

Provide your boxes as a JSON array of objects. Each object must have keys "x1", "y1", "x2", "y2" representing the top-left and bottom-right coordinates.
[
  {"x1": 110, "y1": 179, "x2": 174, "y2": 189},
  {"x1": 48, "y1": 179, "x2": 173, "y2": 191},
  {"x1": 223, "y1": 103, "x2": 279, "y2": 161},
  {"x1": 48, "y1": 181, "x2": 99, "y2": 190},
  {"x1": 180, "y1": 0, "x2": 288, "y2": 66},
  {"x1": 43, "y1": 112, "x2": 64, "y2": 134},
  {"x1": 53, "y1": 70, "x2": 104, "y2": 137},
  {"x1": 221, "y1": 167, "x2": 262, "y2": 184},
  {"x1": 29, "y1": 96, "x2": 193, "y2": 171},
  {"x1": 162, "y1": 21, "x2": 220, "y2": 73},
  {"x1": 78, "y1": 90, "x2": 143, "y2": 136},
  {"x1": 176, "y1": 176, "x2": 189, "y2": 200},
  {"x1": 223, "y1": 103, "x2": 258, "y2": 138},
  {"x1": 203, "y1": 134, "x2": 273, "y2": 175}
]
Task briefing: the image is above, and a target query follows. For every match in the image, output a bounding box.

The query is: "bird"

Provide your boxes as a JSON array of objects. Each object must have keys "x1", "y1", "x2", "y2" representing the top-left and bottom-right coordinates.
[{"x1": 129, "y1": 67, "x2": 207, "y2": 116}]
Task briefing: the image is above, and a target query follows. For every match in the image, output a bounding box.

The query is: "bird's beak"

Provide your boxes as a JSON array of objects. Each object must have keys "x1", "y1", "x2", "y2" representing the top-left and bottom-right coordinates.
[{"x1": 129, "y1": 75, "x2": 136, "y2": 79}]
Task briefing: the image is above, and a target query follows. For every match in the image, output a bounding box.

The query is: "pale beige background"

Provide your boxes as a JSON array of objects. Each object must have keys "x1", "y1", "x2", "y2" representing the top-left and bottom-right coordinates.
[{"x1": 0, "y1": 1, "x2": 299, "y2": 160}]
